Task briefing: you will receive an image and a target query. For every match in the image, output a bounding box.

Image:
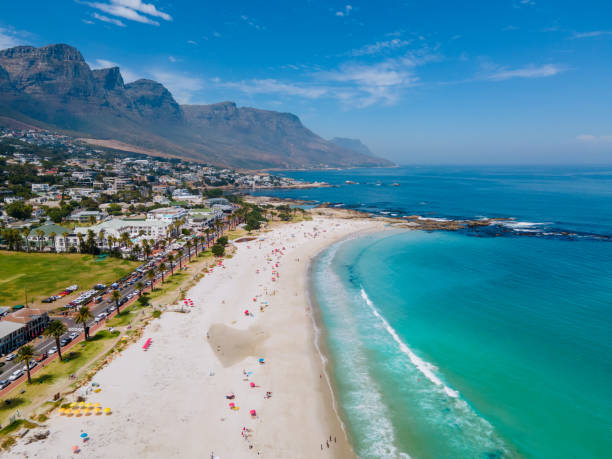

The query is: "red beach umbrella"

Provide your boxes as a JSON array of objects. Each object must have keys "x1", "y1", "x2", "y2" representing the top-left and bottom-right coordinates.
[
  {"x1": 250, "y1": 409, "x2": 256, "y2": 416},
  {"x1": 229, "y1": 402, "x2": 235, "y2": 408},
  {"x1": 250, "y1": 382, "x2": 255, "y2": 388},
  {"x1": 244, "y1": 310, "x2": 249, "y2": 315}
]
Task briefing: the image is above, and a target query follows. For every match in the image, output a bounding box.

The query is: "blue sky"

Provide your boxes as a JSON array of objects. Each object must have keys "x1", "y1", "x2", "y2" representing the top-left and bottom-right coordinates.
[{"x1": 1, "y1": 0, "x2": 611, "y2": 164}]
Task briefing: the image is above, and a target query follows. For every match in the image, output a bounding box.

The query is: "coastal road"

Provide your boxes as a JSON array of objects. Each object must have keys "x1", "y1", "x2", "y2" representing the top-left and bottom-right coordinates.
[{"x1": 0, "y1": 237, "x2": 209, "y2": 396}]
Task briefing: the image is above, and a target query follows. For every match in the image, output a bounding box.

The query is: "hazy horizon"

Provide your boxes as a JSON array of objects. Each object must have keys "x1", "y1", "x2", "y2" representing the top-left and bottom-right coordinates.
[{"x1": 1, "y1": 0, "x2": 611, "y2": 164}]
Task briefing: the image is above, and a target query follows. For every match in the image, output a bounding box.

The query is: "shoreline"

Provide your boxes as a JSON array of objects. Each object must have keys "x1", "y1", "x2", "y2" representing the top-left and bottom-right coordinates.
[{"x1": 8, "y1": 216, "x2": 385, "y2": 458}]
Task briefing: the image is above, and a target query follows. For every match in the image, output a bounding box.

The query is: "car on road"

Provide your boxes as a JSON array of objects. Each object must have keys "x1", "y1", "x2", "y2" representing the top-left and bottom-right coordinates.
[
  {"x1": 108, "y1": 306, "x2": 116, "y2": 312},
  {"x1": 60, "y1": 339, "x2": 69, "y2": 346},
  {"x1": 0, "y1": 379, "x2": 10, "y2": 389},
  {"x1": 22, "y1": 360, "x2": 37, "y2": 371},
  {"x1": 48, "y1": 347, "x2": 57, "y2": 355},
  {"x1": 69, "y1": 332, "x2": 79, "y2": 340},
  {"x1": 5, "y1": 353, "x2": 16, "y2": 361},
  {"x1": 8, "y1": 369, "x2": 23, "y2": 381},
  {"x1": 36, "y1": 353, "x2": 47, "y2": 362},
  {"x1": 94, "y1": 283, "x2": 107, "y2": 290},
  {"x1": 133, "y1": 289, "x2": 140, "y2": 296}
]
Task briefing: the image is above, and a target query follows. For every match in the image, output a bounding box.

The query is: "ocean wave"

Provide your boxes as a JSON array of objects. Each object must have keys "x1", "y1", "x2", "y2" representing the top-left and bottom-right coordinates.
[{"x1": 359, "y1": 288, "x2": 460, "y2": 398}]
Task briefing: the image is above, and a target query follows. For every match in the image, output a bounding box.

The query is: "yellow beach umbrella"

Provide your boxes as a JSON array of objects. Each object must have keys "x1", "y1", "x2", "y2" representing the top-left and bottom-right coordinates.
[
  {"x1": 104, "y1": 407, "x2": 112, "y2": 414},
  {"x1": 93, "y1": 402, "x2": 101, "y2": 407},
  {"x1": 65, "y1": 409, "x2": 73, "y2": 416},
  {"x1": 58, "y1": 408, "x2": 65, "y2": 414},
  {"x1": 69, "y1": 402, "x2": 77, "y2": 408},
  {"x1": 85, "y1": 403, "x2": 93, "y2": 408},
  {"x1": 94, "y1": 407, "x2": 102, "y2": 414},
  {"x1": 94, "y1": 388, "x2": 101, "y2": 393},
  {"x1": 73, "y1": 409, "x2": 81, "y2": 416},
  {"x1": 78, "y1": 402, "x2": 86, "y2": 407}
]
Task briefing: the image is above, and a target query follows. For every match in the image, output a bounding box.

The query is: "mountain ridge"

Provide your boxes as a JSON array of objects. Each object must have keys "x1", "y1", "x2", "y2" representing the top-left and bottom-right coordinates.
[{"x1": 0, "y1": 43, "x2": 393, "y2": 169}]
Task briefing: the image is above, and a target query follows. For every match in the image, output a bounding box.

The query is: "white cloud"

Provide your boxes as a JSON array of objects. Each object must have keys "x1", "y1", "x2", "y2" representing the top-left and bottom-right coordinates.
[
  {"x1": 86, "y1": 0, "x2": 171, "y2": 26},
  {"x1": 572, "y1": 30, "x2": 612, "y2": 39},
  {"x1": 239, "y1": 15, "x2": 265, "y2": 31},
  {"x1": 93, "y1": 12, "x2": 126, "y2": 27},
  {"x1": 350, "y1": 38, "x2": 412, "y2": 56},
  {"x1": 217, "y1": 78, "x2": 328, "y2": 99},
  {"x1": 150, "y1": 71, "x2": 204, "y2": 103},
  {"x1": 576, "y1": 134, "x2": 612, "y2": 143},
  {"x1": 484, "y1": 64, "x2": 565, "y2": 81},
  {"x1": 187, "y1": 40, "x2": 198, "y2": 45},
  {"x1": 0, "y1": 28, "x2": 23, "y2": 50},
  {"x1": 168, "y1": 56, "x2": 177, "y2": 63},
  {"x1": 335, "y1": 4, "x2": 353, "y2": 17},
  {"x1": 83, "y1": 19, "x2": 95, "y2": 25}
]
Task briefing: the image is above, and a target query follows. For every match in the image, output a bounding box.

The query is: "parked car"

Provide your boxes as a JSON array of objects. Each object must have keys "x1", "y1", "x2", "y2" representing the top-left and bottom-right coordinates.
[
  {"x1": 36, "y1": 353, "x2": 47, "y2": 362},
  {"x1": 21, "y1": 360, "x2": 37, "y2": 371},
  {"x1": 0, "y1": 379, "x2": 10, "y2": 389},
  {"x1": 48, "y1": 347, "x2": 57, "y2": 355},
  {"x1": 42, "y1": 297, "x2": 53, "y2": 303},
  {"x1": 5, "y1": 353, "x2": 16, "y2": 361},
  {"x1": 69, "y1": 332, "x2": 79, "y2": 340},
  {"x1": 60, "y1": 339, "x2": 69, "y2": 346},
  {"x1": 94, "y1": 283, "x2": 107, "y2": 290},
  {"x1": 8, "y1": 370, "x2": 23, "y2": 381}
]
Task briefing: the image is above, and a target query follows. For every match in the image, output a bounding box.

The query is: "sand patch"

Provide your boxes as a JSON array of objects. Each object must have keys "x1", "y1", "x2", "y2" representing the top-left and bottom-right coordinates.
[{"x1": 208, "y1": 323, "x2": 267, "y2": 367}]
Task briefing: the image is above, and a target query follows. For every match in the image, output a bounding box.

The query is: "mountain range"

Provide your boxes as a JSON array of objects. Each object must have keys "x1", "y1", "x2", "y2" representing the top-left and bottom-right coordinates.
[{"x1": 0, "y1": 44, "x2": 392, "y2": 169}]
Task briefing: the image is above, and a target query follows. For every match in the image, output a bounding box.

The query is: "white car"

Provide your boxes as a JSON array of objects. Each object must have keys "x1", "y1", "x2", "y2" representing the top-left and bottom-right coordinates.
[
  {"x1": 5, "y1": 353, "x2": 16, "y2": 361},
  {"x1": 69, "y1": 332, "x2": 79, "y2": 339},
  {"x1": 22, "y1": 360, "x2": 37, "y2": 371},
  {"x1": 8, "y1": 370, "x2": 23, "y2": 381},
  {"x1": 48, "y1": 347, "x2": 57, "y2": 355}
]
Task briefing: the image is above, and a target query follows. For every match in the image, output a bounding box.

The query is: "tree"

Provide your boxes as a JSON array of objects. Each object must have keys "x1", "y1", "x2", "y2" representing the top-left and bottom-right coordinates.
[
  {"x1": 211, "y1": 243, "x2": 225, "y2": 257},
  {"x1": 204, "y1": 188, "x2": 223, "y2": 198},
  {"x1": 177, "y1": 249, "x2": 184, "y2": 269},
  {"x1": 159, "y1": 262, "x2": 167, "y2": 283},
  {"x1": 17, "y1": 345, "x2": 35, "y2": 384},
  {"x1": 135, "y1": 281, "x2": 144, "y2": 293},
  {"x1": 74, "y1": 306, "x2": 93, "y2": 340},
  {"x1": 186, "y1": 240, "x2": 193, "y2": 261},
  {"x1": 111, "y1": 289, "x2": 122, "y2": 315},
  {"x1": 43, "y1": 319, "x2": 67, "y2": 361},
  {"x1": 36, "y1": 229, "x2": 44, "y2": 251},
  {"x1": 147, "y1": 269, "x2": 155, "y2": 288},
  {"x1": 167, "y1": 254, "x2": 175, "y2": 275},
  {"x1": 49, "y1": 231, "x2": 57, "y2": 252},
  {"x1": 6, "y1": 201, "x2": 33, "y2": 220},
  {"x1": 217, "y1": 236, "x2": 228, "y2": 246}
]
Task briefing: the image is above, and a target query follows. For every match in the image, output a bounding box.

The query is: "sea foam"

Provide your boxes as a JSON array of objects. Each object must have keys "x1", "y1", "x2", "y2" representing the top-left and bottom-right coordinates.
[{"x1": 359, "y1": 288, "x2": 460, "y2": 398}]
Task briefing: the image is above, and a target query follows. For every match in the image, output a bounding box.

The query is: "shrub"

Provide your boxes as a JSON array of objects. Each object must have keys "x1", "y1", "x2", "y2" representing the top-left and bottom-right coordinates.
[
  {"x1": 211, "y1": 243, "x2": 225, "y2": 257},
  {"x1": 152, "y1": 310, "x2": 161, "y2": 319}
]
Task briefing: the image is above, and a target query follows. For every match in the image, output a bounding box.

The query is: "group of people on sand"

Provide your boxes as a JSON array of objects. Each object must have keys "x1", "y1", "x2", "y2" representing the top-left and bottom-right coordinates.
[{"x1": 321, "y1": 434, "x2": 337, "y2": 450}]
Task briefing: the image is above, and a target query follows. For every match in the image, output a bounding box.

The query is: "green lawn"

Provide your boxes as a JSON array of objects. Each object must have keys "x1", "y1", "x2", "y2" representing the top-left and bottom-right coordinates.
[
  {"x1": 0, "y1": 252, "x2": 139, "y2": 305},
  {"x1": 0, "y1": 330, "x2": 119, "y2": 426}
]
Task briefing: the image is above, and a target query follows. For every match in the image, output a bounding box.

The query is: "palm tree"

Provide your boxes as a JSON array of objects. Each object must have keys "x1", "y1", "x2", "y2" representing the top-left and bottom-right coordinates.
[
  {"x1": 17, "y1": 345, "x2": 35, "y2": 384},
  {"x1": 167, "y1": 253, "x2": 175, "y2": 275},
  {"x1": 74, "y1": 306, "x2": 93, "y2": 340},
  {"x1": 49, "y1": 231, "x2": 56, "y2": 252},
  {"x1": 77, "y1": 233, "x2": 84, "y2": 252},
  {"x1": 135, "y1": 281, "x2": 144, "y2": 293},
  {"x1": 159, "y1": 262, "x2": 167, "y2": 283},
  {"x1": 120, "y1": 231, "x2": 131, "y2": 248},
  {"x1": 43, "y1": 319, "x2": 67, "y2": 361},
  {"x1": 204, "y1": 228, "x2": 211, "y2": 248},
  {"x1": 143, "y1": 243, "x2": 152, "y2": 259},
  {"x1": 186, "y1": 240, "x2": 193, "y2": 261},
  {"x1": 177, "y1": 248, "x2": 184, "y2": 269},
  {"x1": 62, "y1": 233, "x2": 68, "y2": 252},
  {"x1": 36, "y1": 229, "x2": 44, "y2": 251},
  {"x1": 107, "y1": 235, "x2": 114, "y2": 251},
  {"x1": 146, "y1": 269, "x2": 155, "y2": 289},
  {"x1": 111, "y1": 289, "x2": 122, "y2": 315}
]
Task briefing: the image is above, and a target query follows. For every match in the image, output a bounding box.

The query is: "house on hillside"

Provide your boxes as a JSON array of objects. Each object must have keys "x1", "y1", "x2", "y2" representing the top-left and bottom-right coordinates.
[{"x1": 27, "y1": 224, "x2": 75, "y2": 252}]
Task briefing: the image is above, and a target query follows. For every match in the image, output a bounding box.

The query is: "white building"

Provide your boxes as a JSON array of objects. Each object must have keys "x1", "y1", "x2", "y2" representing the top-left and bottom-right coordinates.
[
  {"x1": 75, "y1": 218, "x2": 177, "y2": 248},
  {"x1": 146, "y1": 206, "x2": 187, "y2": 222}
]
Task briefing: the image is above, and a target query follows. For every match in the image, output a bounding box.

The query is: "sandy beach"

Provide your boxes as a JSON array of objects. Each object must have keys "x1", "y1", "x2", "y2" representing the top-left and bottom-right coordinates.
[{"x1": 9, "y1": 217, "x2": 383, "y2": 459}]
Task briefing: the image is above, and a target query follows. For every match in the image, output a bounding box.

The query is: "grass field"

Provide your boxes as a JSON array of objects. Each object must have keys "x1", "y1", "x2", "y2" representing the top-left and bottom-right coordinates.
[{"x1": 0, "y1": 252, "x2": 139, "y2": 305}]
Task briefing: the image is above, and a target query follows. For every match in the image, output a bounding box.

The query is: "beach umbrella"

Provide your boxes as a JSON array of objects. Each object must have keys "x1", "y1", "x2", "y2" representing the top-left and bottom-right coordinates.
[
  {"x1": 94, "y1": 408, "x2": 102, "y2": 415},
  {"x1": 80, "y1": 433, "x2": 88, "y2": 438},
  {"x1": 85, "y1": 403, "x2": 93, "y2": 408},
  {"x1": 244, "y1": 310, "x2": 249, "y2": 315},
  {"x1": 70, "y1": 402, "x2": 77, "y2": 408},
  {"x1": 250, "y1": 382, "x2": 255, "y2": 388},
  {"x1": 93, "y1": 402, "x2": 101, "y2": 407},
  {"x1": 104, "y1": 407, "x2": 111, "y2": 414},
  {"x1": 78, "y1": 402, "x2": 86, "y2": 407},
  {"x1": 258, "y1": 358, "x2": 265, "y2": 364},
  {"x1": 229, "y1": 403, "x2": 235, "y2": 408},
  {"x1": 73, "y1": 409, "x2": 81, "y2": 416},
  {"x1": 58, "y1": 408, "x2": 65, "y2": 414},
  {"x1": 72, "y1": 446, "x2": 79, "y2": 452},
  {"x1": 250, "y1": 409, "x2": 256, "y2": 416}
]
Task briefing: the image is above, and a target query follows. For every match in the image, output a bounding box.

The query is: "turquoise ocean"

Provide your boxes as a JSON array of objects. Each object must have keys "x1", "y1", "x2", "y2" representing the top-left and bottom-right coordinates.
[{"x1": 256, "y1": 166, "x2": 612, "y2": 458}]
